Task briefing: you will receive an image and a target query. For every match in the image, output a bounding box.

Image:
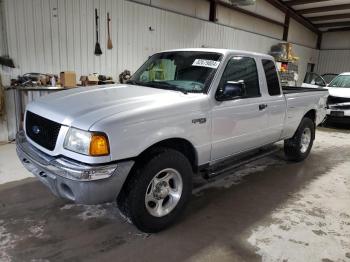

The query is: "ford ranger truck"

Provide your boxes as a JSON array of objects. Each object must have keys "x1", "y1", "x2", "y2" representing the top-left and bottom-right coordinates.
[{"x1": 16, "y1": 48, "x2": 329, "y2": 232}]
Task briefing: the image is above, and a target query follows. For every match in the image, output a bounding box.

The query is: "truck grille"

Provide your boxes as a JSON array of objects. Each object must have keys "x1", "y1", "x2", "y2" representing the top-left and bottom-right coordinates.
[
  {"x1": 327, "y1": 96, "x2": 350, "y2": 105},
  {"x1": 330, "y1": 104, "x2": 350, "y2": 110},
  {"x1": 25, "y1": 111, "x2": 61, "y2": 151}
]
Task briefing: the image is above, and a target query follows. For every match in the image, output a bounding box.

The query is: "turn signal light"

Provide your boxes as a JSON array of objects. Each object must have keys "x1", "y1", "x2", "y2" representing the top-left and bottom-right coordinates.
[{"x1": 89, "y1": 134, "x2": 110, "y2": 156}]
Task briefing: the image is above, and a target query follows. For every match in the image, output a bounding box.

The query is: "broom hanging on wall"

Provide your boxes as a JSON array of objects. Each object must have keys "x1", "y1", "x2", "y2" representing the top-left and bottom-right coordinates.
[
  {"x1": 107, "y1": 12, "x2": 113, "y2": 49},
  {"x1": 94, "y1": 8, "x2": 102, "y2": 55}
]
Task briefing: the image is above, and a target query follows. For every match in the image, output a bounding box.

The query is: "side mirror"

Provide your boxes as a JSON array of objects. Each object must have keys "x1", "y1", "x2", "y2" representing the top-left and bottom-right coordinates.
[{"x1": 216, "y1": 81, "x2": 246, "y2": 101}]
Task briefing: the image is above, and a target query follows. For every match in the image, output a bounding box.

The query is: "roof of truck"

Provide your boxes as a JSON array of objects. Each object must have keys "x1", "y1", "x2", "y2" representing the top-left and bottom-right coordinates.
[
  {"x1": 339, "y1": 72, "x2": 350, "y2": 75},
  {"x1": 158, "y1": 48, "x2": 274, "y2": 60}
]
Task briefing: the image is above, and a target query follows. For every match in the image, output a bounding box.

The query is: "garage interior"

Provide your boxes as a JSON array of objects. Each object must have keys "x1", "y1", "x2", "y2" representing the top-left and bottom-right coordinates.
[{"x1": 0, "y1": 0, "x2": 350, "y2": 261}]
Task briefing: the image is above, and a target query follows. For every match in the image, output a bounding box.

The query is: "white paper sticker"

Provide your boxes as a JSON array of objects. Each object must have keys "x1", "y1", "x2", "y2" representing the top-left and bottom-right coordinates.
[{"x1": 192, "y1": 59, "x2": 220, "y2": 69}]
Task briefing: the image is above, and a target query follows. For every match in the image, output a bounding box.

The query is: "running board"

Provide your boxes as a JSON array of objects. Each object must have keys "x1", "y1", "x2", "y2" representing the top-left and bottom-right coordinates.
[{"x1": 204, "y1": 146, "x2": 280, "y2": 179}]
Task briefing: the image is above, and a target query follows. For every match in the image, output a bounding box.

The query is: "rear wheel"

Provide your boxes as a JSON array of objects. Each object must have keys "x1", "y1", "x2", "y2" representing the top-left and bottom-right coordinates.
[
  {"x1": 284, "y1": 117, "x2": 315, "y2": 162},
  {"x1": 117, "y1": 148, "x2": 192, "y2": 233}
]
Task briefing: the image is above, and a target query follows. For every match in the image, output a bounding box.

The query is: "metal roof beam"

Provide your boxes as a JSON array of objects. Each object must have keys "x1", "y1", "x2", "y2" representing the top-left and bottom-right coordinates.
[
  {"x1": 327, "y1": 26, "x2": 350, "y2": 32},
  {"x1": 285, "y1": 0, "x2": 330, "y2": 6},
  {"x1": 310, "y1": 13, "x2": 350, "y2": 22},
  {"x1": 317, "y1": 21, "x2": 350, "y2": 28},
  {"x1": 299, "y1": 4, "x2": 350, "y2": 14},
  {"x1": 264, "y1": 0, "x2": 320, "y2": 33},
  {"x1": 216, "y1": 1, "x2": 284, "y2": 27}
]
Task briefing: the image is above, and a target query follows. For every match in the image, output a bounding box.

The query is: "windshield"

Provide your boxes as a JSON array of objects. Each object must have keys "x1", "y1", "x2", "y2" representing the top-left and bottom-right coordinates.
[
  {"x1": 328, "y1": 75, "x2": 350, "y2": 88},
  {"x1": 129, "y1": 51, "x2": 223, "y2": 93}
]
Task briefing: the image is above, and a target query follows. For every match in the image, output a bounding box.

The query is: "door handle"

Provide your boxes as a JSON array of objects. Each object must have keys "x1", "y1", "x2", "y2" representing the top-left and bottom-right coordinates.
[{"x1": 259, "y1": 104, "x2": 268, "y2": 110}]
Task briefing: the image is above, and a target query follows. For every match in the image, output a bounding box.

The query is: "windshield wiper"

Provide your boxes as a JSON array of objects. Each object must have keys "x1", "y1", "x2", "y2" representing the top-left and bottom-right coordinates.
[
  {"x1": 143, "y1": 81, "x2": 188, "y2": 94},
  {"x1": 126, "y1": 79, "x2": 188, "y2": 94},
  {"x1": 126, "y1": 79, "x2": 142, "y2": 85}
]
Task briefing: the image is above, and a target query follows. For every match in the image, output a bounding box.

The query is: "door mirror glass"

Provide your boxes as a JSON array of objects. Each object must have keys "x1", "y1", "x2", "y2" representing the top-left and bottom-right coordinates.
[{"x1": 216, "y1": 81, "x2": 246, "y2": 101}]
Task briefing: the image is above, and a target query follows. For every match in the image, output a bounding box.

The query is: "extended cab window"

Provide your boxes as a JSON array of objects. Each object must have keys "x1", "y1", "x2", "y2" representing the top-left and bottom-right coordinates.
[
  {"x1": 262, "y1": 59, "x2": 281, "y2": 96},
  {"x1": 219, "y1": 56, "x2": 260, "y2": 98}
]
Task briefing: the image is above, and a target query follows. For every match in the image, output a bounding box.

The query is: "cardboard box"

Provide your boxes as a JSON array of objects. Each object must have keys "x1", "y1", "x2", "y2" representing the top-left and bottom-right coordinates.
[
  {"x1": 87, "y1": 74, "x2": 99, "y2": 85},
  {"x1": 60, "y1": 71, "x2": 76, "y2": 88}
]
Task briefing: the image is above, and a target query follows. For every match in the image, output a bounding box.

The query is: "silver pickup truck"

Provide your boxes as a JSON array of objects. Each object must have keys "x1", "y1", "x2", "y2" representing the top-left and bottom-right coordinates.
[{"x1": 17, "y1": 48, "x2": 328, "y2": 232}]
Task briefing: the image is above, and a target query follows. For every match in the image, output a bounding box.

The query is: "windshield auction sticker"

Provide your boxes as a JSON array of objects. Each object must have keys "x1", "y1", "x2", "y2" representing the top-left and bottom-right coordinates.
[{"x1": 192, "y1": 59, "x2": 220, "y2": 69}]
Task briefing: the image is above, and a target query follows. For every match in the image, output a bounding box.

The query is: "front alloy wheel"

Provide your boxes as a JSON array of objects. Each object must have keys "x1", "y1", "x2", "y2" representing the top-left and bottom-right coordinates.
[{"x1": 145, "y1": 168, "x2": 183, "y2": 217}]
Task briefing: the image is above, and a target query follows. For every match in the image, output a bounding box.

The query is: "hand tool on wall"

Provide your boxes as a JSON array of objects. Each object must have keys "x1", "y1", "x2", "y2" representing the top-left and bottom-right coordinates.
[
  {"x1": 107, "y1": 12, "x2": 113, "y2": 49},
  {"x1": 0, "y1": 75, "x2": 5, "y2": 117},
  {"x1": 94, "y1": 8, "x2": 103, "y2": 56}
]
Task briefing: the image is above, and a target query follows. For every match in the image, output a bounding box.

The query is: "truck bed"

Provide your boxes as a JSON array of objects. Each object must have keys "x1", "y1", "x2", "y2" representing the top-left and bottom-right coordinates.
[{"x1": 282, "y1": 86, "x2": 328, "y2": 94}]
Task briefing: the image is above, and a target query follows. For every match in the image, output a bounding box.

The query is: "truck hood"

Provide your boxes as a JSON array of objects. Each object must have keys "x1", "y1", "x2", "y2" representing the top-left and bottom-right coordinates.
[
  {"x1": 26, "y1": 84, "x2": 208, "y2": 130},
  {"x1": 327, "y1": 87, "x2": 350, "y2": 99}
]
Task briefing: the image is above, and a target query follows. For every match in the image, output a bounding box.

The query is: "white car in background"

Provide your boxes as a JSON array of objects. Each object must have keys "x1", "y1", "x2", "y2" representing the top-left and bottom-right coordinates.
[
  {"x1": 302, "y1": 72, "x2": 350, "y2": 123},
  {"x1": 302, "y1": 72, "x2": 338, "y2": 89},
  {"x1": 325, "y1": 73, "x2": 350, "y2": 123}
]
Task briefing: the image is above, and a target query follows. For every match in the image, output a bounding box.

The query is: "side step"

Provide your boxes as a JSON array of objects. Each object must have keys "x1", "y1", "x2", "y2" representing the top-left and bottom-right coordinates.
[{"x1": 204, "y1": 145, "x2": 280, "y2": 179}]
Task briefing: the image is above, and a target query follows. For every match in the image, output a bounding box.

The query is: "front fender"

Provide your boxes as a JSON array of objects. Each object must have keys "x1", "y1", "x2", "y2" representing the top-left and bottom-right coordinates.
[{"x1": 91, "y1": 112, "x2": 212, "y2": 166}]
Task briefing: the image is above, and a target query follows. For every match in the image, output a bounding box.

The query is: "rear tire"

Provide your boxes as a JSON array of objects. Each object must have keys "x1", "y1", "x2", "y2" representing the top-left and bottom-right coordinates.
[
  {"x1": 117, "y1": 148, "x2": 192, "y2": 233},
  {"x1": 284, "y1": 117, "x2": 315, "y2": 162}
]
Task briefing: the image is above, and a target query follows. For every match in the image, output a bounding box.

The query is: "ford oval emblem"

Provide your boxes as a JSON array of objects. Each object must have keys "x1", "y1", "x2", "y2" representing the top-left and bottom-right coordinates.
[{"x1": 32, "y1": 125, "x2": 41, "y2": 135}]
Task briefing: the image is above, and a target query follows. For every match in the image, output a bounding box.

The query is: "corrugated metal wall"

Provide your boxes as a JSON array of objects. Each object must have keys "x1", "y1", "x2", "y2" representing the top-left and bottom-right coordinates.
[
  {"x1": 287, "y1": 18, "x2": 318, "y2": 49},
  {"x1": 0, "y1": 0, "x2": 319, "y2": 141},
  {"x1": 217, "y1": 5, "x2": 283, "y2": 40},
  {"x1": 3, "y1": 0, "x2": 317, "y2": 78},
  {"x1": 316, "y1": 50, "x2": 350, "y2": 75},
  {"x1": 131, "y1": 0, "x2": 210, "y2": 21},
  {"x1": 0, "y1": 0, "x2": 6, "y2": 56},
  {"x1": 321, "y1": 31, "x2": 350, "y2": 50},
  {"x1": 316, "y1": 32, "x2": 350, "y2": 75}
]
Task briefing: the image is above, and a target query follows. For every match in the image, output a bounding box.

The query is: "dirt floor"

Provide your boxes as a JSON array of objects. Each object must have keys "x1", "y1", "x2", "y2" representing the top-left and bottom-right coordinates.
[{"x1": 0, "y1": 124, "x2": 349, "y2": 262}]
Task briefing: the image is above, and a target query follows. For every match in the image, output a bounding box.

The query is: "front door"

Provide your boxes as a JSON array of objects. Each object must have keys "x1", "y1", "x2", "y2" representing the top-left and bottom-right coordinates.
[{"x1": 211, "y1": 56, "x2": 268, "y2": 162}]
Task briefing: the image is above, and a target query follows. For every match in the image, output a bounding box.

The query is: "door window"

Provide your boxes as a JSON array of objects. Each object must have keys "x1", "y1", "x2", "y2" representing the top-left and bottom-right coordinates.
[
  {"x1": 303, "y1": 72, "x2": 326, "y2": 86},
  {"x1": 262, "y1": 59, "x2": 281, "y2": 96},
  {"x1": 219, "y1": 57, "x2": 260, "y2": 98}
]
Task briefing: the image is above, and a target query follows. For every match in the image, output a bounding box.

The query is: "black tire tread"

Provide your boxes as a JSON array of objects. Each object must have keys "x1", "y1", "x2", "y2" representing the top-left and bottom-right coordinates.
[
  {"x1": 284, "y1": 117, "x2": 315, "y2": 162},
  {"x1": 117, "y1": 147, "x2": 192, "y2": 232}
]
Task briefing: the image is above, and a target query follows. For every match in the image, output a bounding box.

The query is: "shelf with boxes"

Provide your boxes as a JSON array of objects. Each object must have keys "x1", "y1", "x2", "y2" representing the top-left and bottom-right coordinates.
[{"x1": 269, "y1": 42, "x2": 299, "y2": 87}]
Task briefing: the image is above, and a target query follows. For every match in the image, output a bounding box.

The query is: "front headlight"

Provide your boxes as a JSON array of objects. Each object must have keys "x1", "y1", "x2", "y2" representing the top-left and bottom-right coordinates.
[{"x1": 64, "y1": 128, "x2": 110, "y2": 156}]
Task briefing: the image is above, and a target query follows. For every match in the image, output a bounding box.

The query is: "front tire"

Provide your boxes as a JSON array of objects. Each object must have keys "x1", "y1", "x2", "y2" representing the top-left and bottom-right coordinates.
[
  {"x1": 117, "y1": 148, "x2": 193, "y2": 233},
  {"x1": 284, "y1": 117, "x2": 315, "y2": 162}
]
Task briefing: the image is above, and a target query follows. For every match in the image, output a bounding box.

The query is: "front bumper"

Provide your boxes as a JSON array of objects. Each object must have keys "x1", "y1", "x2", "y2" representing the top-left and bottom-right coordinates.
[
  {"x1": 326, "y1": 115, "x2": 350, "y2": 124},
  {"x1": 327, "y1": 108, "x2": 350, "y2": 117},
  {"x1": 16, "y1": 131, "x2": 134, "y2": 204},
  {"x1": 326, "y1": 108, "x2": 350, "y2": 124}
]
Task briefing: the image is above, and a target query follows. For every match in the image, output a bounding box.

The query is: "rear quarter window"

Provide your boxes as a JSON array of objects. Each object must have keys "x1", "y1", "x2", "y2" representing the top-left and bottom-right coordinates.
[{"x1": 262, "y1": 59, "x2": 281, "y2": 96}]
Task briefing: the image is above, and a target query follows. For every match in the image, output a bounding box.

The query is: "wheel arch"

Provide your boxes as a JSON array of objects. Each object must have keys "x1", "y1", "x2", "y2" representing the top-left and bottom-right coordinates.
[
  {"x1": 303, "y1": 109, "x2": 316, "y2": 123},
  {"x1": 135, "y1": 137, "x2": 198, "y2": 172},
  {"x1": 299, "y1": 109, "x2": 317, "y2": 140},
  {"x1": 117, "y1": 137, "x2": 198, "y2": 206}
]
